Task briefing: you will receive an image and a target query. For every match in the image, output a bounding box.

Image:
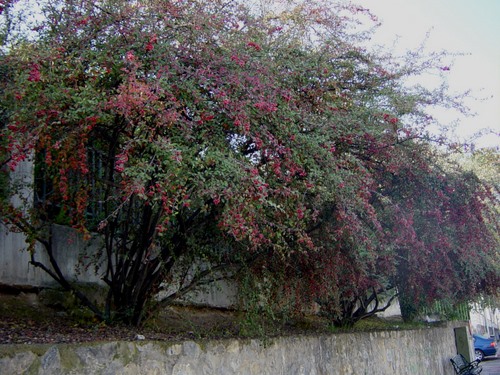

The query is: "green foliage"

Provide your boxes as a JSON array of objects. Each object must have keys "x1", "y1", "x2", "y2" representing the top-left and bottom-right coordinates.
[{"x1": 236, "y1": 271, "x2": 285, "y2": 338}]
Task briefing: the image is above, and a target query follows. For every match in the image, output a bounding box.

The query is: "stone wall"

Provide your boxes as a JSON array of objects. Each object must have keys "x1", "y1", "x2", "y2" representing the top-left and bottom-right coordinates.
[{"x1": 0, "y1": 323, "x2": 463, "y2": 375}]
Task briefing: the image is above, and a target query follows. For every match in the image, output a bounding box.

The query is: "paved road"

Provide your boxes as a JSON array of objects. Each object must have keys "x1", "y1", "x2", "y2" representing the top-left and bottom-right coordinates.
[{"x1": 479, "y1": 356, "x2": 500, "y2": 375}]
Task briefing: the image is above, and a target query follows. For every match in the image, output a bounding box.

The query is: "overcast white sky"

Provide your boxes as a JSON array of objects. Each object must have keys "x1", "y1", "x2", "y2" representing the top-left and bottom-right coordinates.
[{"x1": 362, "y1": 0, "x2": 500, "y2": 149}]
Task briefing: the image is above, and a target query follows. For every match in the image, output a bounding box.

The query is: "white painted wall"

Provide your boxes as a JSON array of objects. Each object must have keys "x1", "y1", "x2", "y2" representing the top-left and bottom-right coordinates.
[{"x1": 470, "y1": 303, "x2": 500, "y2": 339}]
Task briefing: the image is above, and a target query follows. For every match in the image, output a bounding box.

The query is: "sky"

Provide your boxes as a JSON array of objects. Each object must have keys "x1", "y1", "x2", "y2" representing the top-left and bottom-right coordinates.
[{"x1": 361, "y1": 0, "x2": 500, "y2": 149}]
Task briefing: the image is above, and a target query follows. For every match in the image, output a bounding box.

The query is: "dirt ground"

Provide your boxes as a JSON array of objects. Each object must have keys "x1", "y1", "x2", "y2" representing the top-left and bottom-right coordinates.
[
  {"x1": 0, "y1": 291, "x2": 234, "y2": 344},
  {"x1": 0, "y1": 290, "x2": 330, "y2": 345},
  {"x1": 0, "y1": 284, "x2": 413, "y2": 346}
]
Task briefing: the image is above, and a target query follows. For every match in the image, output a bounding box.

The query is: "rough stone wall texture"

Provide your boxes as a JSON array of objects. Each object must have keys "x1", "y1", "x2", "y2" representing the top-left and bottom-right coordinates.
[{"x1": 0, "y1": 323, "x2": 462, "y2": 375}]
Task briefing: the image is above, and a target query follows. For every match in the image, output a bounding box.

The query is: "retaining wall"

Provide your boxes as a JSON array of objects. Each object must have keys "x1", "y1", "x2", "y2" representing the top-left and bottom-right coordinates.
[{"x1": 0, "y1": 323, "x2": 463, "y2": 375}]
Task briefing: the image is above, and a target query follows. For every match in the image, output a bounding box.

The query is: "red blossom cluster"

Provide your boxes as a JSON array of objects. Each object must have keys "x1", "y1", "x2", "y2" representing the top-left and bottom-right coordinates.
[
  {"x1": 230, "y1": 54, "x2": 246, "y2": 67},
  {"x1": 114, "y1": 152, "x2": 128, "y2": 173},
  {"x1": 382, "y1": 113, "x2": 398, "y2": 124},
  {"x1": 247, "y1": 41, "x2": 261, "y2": 51},
  {"x1": 253, "y1": 100, "x2": 278, "y2": 113},
  {"x1": 27, "y1": 63, "x2": 41, "y2": 82}
]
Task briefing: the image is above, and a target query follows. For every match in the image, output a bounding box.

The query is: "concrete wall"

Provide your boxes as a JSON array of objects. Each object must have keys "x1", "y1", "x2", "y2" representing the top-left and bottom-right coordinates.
[
  {"x1": 0, "y1": 224, "x2": 103, "y2": 287},
  {"x1": 1, "y1": 222, "x2": 237, "y2": 308},
  {"x1": 1, "y1": 157, "x2": 106, "y2": 288},
  {"x1": 1, "y1": 160, "x2": 237, "y2": 308},
  {"x1": 0, "y1": 323, "x2": 464, "y2": 375},
  {"x1": 1, "y1": 221, "x2": 237, "y2": 308},
  {"x1": 1, "y1": 158, "x2": 47, "y2": 286},
  {"x1": 0, "y1": 226, "x2": 43, "y2": 286}
]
